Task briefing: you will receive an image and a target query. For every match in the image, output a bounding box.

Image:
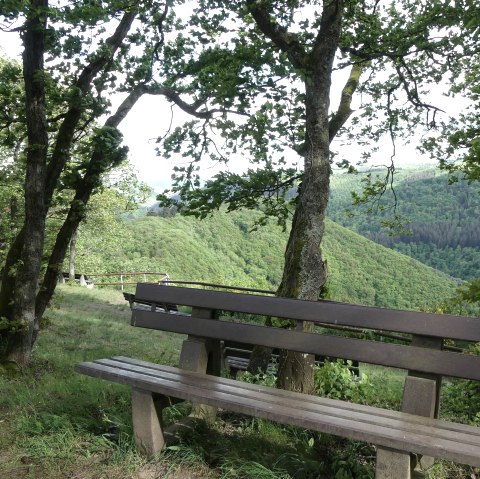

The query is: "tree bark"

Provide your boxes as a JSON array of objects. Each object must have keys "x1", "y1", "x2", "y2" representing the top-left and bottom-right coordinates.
[
  {"x1": 0, "y1": 5, "x2": 138, "y2": 364},
  {"x1": 3, "y1": 0, "x2": 49, "y2": 365},
  {"x1": 0, "y1": 6, "x2": 139, "y2": 362},
  {"x1": 247, "y1": 0, "x2": 346, "y2": 393},
  {"x1": 68, "y1": 228, "x2": 77, "y2": 281}
]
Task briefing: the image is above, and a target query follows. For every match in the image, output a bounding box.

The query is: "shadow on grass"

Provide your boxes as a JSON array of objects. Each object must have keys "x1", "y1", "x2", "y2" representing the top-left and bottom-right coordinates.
[{"x1": 164, "y1": 410, "x2": 376, "y2": 479}]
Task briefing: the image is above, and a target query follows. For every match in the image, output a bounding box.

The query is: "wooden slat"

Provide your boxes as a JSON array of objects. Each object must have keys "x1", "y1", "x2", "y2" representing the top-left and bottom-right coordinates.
[
  {"x1": 102, "y1": 357, "x2": 480, "y2": 443},
  {"x1": 112, "y1": 356, "x2": 480, "y2": 435},
  {"x1": 134, "y1": 284, "x2": 480, "y2": 342},
  {"x1": 75, "y1": 357, "x2": 480, "y2": 467},
  {"x1": 131, "y1": 310, "x2": 480, "y2": 381}
]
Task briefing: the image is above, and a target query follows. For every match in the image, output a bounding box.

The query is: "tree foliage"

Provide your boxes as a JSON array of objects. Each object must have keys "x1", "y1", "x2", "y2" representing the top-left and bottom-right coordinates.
[
  {"x1": 0, "y1": 0, "x2": 177, "y2": 364},
  {"x1": 151, "y1": 0, "x2": 479, "y2": 392},
  {"x1": 419, "y1": 2, "x2": 480, "y2": 181}
]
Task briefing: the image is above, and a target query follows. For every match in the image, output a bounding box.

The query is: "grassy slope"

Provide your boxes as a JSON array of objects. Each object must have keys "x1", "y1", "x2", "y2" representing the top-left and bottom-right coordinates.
[
  {"x1": 79, "y1": 210, "x2": 457, "y2": 310},
  {"x1": 0, "y1": 286, "x2": 185, "y2": 479}
]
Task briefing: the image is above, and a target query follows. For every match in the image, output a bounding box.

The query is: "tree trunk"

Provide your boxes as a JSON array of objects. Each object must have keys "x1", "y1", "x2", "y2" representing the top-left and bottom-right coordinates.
[
  {"x1": 276, "y1": 1, "x2": 343, "y2": 394},
  {"x1": 68, "y1": 228, "x2": 78, "y2": 281},
  {"x1": 243, "y1": 0, "x2": 354, "y2": 392},
  {"x1": 3, "y1": 0, "x2": 49, "y2": 366},
  {"x1": 276, "y1": 162, "x2": 330, "y2": 393},
  {"x1": 34, "y1": 86, "x2": 147, "y2": 327},
  {"x1": 0, "y1": 7, "x2": 138, "y2": 362},
  {"x1": 246, "y1": 317, "x2": 273, "y2": 374}
]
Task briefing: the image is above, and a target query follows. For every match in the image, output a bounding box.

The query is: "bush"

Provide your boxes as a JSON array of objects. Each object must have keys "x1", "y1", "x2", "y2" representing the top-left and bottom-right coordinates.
[
  {"x1": 441, "y1": 343, "x2": 480, "y2": 424},
  {"x1": 314, "y1": 360, "x2": 373, "y2": 403}
]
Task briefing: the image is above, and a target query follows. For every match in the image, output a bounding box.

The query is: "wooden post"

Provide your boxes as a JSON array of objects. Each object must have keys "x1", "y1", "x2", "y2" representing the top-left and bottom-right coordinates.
[
  {"x1": 120, "y1": 273, "x2": 124, "y2": 291},
  {"x1": 376, "y1": 335, "x2": 442, "y2": 478},
  {"x1": 405, "y1": 335, "x2": 443, "y2": 473},
  {"x1": 376, "y1": 447, "x2": 412, "y2": 479}
]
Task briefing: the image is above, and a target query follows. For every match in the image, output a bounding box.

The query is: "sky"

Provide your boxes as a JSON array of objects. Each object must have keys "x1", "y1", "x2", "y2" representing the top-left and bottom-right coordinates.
[{"x1": 0, "y1": 20, "x2": 453, "y2": 196}]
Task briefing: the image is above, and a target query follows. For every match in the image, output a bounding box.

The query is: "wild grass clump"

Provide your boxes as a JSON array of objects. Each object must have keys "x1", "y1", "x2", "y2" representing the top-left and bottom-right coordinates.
[{"x1": 313, "y1": 360, "x2": 373, "y2": 403}]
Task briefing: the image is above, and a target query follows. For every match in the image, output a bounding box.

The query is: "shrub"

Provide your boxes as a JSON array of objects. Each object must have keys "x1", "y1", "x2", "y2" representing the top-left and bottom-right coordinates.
[{"x1": 314, "y1": 360, "x2": 373, "y2": 403}]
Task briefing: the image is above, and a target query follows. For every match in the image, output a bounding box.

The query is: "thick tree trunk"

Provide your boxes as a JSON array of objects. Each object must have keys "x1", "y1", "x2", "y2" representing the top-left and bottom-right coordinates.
[
  {"x1": 244, "y1": 0, "x2": 350, "y2": 392},
  {"x1": 276, "y1": 1, "x2": 343, "y2": 394},
  {"x1": 276, "y1": 160, "x2": 331, "y2": 393},
  {"x1": 3, "y1": 0, "x2": 49, "y2": 365},
  {"x1": 244, "y1": 2, "x2": 363, "y2": 391}
]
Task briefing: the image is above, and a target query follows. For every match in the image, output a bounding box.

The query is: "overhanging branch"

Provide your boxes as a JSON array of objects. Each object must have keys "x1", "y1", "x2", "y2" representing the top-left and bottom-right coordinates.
[{"x1": 245, "y1": 0, "x2": 307, "y2": 70}]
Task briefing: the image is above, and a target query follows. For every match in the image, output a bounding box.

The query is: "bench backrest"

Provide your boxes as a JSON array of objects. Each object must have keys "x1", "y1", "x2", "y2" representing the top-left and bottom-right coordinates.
[{"x1": 131, "y1": 284, "x2": 480, "y2": 381}]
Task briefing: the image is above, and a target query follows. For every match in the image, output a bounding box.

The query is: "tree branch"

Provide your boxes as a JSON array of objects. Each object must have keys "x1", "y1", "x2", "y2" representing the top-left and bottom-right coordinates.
[
  {"x1": 144, "y1": 85, "x2": 248, "y2": 119},
  {"x1": 35, "y1": 82, "x2": 147, "y2": 323},
  {"x1": 45, "y1": 6, "x2": 138, "y2": 206},
  {"x1": 329, "y1": 63, "x2": 364, "y2": 141},
  {"x1": 245, "y1": 0, "x2": 307, "y2": 70},
  {"x1": 312, "y1": 0, "x2": 344, "y2": 62}
]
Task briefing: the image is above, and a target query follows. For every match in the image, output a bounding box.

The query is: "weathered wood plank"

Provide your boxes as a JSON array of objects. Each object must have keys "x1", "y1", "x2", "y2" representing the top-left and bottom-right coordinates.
[
  {"x1": 74, "y1": 358, "x2": 480, "y2": 467},
  {"x1": 108, "y1": 357, "x2": 480, "y2": 437},
  {"x1": 134, "y1": 284, "x2": 480, "y2": 342},
  {"x1": 131, "y1": 310, "x2": 480, "y2": 381}
]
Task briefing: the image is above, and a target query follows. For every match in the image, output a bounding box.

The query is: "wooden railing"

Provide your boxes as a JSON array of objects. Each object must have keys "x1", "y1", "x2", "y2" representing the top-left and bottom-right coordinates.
[
  {"x1": 62, "y1": 272, "x2": 277, "y2": 295},
  {"x1": 87, "y1": 272, "x2": 170, "y2": 291}
]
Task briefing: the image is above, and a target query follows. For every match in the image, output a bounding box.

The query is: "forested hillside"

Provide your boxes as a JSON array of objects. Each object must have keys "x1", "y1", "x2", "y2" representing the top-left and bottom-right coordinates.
[
  {"x1": 328, "y1": 168, "x2": 480, "y2": 281},
  {"x1": 74, "y1": 209, "x2": 458, "y2": 310}
]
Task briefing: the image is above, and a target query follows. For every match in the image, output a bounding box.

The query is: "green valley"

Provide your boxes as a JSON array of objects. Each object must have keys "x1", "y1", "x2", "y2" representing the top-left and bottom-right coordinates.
[
  {"x1": 328, "y1": 167, "x2": 480, "y2": 281},
  {"x1": 74, "y1": 208, "x2": 458, "y2": 310}
]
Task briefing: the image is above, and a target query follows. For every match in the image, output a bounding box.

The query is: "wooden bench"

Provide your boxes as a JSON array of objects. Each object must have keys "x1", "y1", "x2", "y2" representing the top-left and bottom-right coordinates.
[
  {"x1": 122, "y1": 291, "x2": 178, "y2": 312},
  {"x1": 75, "y1": 284, "x2": 480, "y2": 478}
]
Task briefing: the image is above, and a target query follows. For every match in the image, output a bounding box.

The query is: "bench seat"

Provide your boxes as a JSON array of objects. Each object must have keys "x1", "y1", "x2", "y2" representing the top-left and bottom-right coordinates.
[{"x1": 75, "y1": 355, "x2": 480, "y2": 468}]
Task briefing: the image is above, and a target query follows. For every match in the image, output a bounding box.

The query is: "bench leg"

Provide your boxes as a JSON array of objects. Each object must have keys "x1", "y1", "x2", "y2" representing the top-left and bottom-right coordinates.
[
  {"x1": 132, "y1": 387, "x2": 166, "y2": 456},
  {"x1": 179, "y1": 337, "x2": 217, "y2": 422},
  {"x1": 376, "y1": 447, "x2": 412, "y2": 479},
  {"x1": 402, "y1": 375, "x2": 438, "y2": 473}
]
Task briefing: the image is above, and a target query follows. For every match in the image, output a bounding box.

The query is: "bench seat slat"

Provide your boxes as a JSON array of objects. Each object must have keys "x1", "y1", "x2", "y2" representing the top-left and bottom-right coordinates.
[
  {"x1": 75, "y1": 357, "x2": 480, "y2": 467},
  {"x1": 135, "y1": 284, "x2": 480, "y2": 342},
  {"x1": 132, "y1": 310, "x2": 480, "y2": 381},
  {"x1": 111, "y1": 356, "x2": 480, "y2": 436},
  {"x1": 99, "y1": 357, "x2": 480, "y2": 446}
]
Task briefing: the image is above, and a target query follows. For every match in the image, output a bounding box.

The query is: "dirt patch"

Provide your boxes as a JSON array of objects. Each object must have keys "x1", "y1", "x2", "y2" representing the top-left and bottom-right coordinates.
[{"x1": 133, "y1": 463, "x2": 213, "y2": 479}]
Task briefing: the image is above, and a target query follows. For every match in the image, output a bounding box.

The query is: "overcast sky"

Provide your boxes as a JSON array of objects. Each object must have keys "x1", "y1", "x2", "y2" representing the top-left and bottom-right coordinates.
[{"x1": 0, "y1": 26, "x2": 446, "y2": 195}]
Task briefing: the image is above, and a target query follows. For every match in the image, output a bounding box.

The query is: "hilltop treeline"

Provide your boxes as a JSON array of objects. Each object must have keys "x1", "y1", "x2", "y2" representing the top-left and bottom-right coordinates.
[{"x1": 328, "y1": 169, "x2": 480, "y2": 280}]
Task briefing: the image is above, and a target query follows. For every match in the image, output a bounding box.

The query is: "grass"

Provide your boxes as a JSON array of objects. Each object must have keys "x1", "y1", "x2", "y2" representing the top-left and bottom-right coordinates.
[{"x1": 0, "y1": 285, "x2": 478, "y2": 478}]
